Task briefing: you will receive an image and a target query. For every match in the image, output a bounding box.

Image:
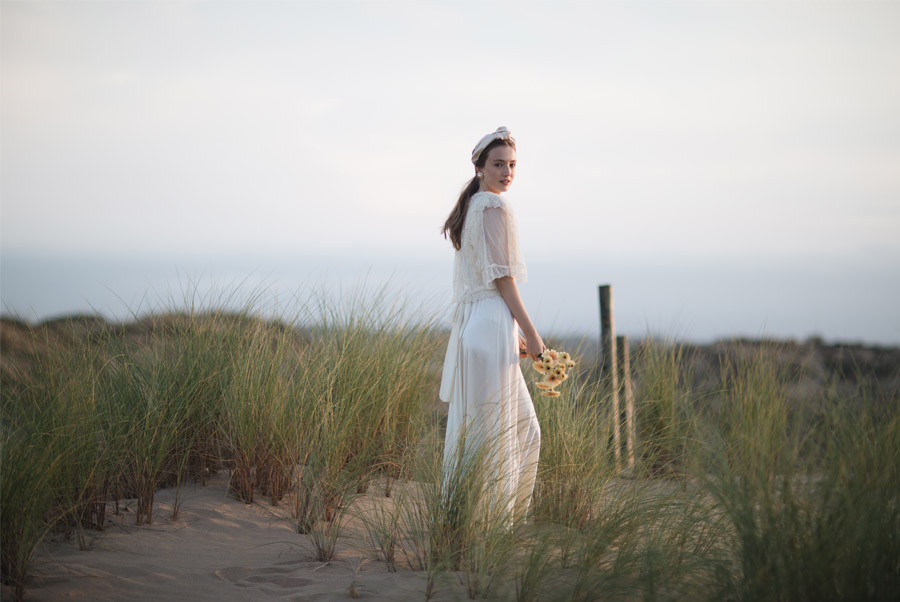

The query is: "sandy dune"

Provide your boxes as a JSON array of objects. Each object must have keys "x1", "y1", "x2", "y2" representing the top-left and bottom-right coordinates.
[{"x1": 24, "y1": 474, "x2": 473, "y2": 602}]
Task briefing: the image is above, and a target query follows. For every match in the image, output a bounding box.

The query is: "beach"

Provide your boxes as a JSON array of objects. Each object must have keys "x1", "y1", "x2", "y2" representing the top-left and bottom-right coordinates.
[{"x1": 22, "y1": 473, "x2": 450, "y2": 602}]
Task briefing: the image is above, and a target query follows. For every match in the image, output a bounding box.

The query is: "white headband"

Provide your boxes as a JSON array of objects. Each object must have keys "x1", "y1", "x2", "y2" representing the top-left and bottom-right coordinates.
[{"x1": 471, "y1": 126, "x2": 515, "y2": 164}]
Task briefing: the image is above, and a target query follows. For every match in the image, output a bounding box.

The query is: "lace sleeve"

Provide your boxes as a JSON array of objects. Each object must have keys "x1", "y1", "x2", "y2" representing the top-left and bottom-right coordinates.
[{"x1": 479, "y1": 205, "x2": 528, "y2": 285}]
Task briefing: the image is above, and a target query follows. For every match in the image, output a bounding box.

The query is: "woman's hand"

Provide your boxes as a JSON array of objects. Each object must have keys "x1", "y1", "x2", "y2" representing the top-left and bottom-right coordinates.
[{"x1": 522, "y1": 328, "x2": 545, "y2": 361}]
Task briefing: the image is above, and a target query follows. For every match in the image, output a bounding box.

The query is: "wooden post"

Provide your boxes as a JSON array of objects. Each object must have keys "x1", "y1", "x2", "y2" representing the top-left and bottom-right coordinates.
[
  {"x1": 617, "y1": 335, "x2": 637, "y2": 469},
  {"x1": 598, "y1": 285, "x2": 620, "y2": 467}
]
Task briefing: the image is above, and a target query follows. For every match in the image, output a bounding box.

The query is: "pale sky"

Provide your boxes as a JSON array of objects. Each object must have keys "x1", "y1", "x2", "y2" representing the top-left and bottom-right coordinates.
[{"x1": 2, "y1": 1, "x2": 899, "y2": 344}]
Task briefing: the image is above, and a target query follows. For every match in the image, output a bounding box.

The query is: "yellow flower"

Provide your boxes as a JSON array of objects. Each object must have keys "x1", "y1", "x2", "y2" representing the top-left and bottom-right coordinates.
[{"x1": 530, "y1": 349, "x2": 575, "y2": 396}]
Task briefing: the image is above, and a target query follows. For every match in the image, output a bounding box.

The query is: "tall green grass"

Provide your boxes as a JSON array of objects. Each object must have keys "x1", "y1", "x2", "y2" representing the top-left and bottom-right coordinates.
[
  {"x1": 700, "y1": 345, "x2": 900, "y2": 602},
  {"x1": 0, "y1": 286, "x2": 445, "y2": 600},
  {"x1": 2, "y1": 297, "x2": 898, "y2": 602}
]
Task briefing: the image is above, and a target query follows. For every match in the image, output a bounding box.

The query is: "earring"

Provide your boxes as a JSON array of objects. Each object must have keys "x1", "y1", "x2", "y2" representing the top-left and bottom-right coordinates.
[{"x1": 477, "y1": 172, "x2": 484, "y2": 179}]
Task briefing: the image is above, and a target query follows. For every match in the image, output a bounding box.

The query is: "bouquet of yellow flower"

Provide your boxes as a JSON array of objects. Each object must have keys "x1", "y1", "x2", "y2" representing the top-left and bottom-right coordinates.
[{"x1": 529, "y1": 348, "x2": 576, "y2": 397}]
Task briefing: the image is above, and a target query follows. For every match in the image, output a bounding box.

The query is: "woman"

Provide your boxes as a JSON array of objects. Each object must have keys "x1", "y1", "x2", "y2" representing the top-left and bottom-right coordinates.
[{"x1": 439, "y1": 126, "x2": 544, "y2": 521}]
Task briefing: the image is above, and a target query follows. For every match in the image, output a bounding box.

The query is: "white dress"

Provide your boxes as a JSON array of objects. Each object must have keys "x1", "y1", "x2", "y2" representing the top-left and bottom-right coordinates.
[{"x1": 439, "y1": 191, "x2": 541, "y2": 520}]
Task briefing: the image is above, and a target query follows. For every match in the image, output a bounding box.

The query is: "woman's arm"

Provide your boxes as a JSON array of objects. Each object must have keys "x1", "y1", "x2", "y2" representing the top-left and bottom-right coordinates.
[{"x1": 495, "y1": 275, "x2": 545, "y2": 359}]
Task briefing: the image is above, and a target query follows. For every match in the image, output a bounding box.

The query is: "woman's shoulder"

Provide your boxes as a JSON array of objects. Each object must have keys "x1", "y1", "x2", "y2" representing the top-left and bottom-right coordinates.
[{"x1": 469, "y1": 191, "x2": 508, "y2": 211}]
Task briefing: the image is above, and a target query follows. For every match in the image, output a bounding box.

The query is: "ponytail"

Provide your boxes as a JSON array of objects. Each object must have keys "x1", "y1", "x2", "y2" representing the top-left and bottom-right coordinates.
[{"x1": 441, "y1": 176, "x2": 481, "y2": 251}]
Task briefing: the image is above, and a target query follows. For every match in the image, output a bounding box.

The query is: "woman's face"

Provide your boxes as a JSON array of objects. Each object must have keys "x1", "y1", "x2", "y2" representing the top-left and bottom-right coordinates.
[{"x1": 478, "y1": 145, "x2": 516, "y2": 194}]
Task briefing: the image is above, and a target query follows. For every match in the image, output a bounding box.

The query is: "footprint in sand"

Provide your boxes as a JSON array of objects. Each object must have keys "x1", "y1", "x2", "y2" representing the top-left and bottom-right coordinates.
[{"x1": 216, "y1": 565, "x2": 311, "y2": 589}]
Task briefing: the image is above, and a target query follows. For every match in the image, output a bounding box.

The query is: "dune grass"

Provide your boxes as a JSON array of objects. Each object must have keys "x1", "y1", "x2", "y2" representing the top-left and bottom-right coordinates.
[{"x1": 1, "y1": 290, "x2": 898, "y2": 601}]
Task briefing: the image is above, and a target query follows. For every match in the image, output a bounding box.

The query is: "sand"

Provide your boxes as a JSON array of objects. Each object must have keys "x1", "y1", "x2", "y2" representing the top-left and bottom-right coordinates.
[{"x1": 21, "y1": 474, "x2": 479, "y2": 602}]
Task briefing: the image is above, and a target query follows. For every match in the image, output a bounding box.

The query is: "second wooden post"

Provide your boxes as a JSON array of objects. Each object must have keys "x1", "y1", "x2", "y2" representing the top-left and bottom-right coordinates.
[{"x1": 617, "y1": 335, "x2": 637, "y2": 469}]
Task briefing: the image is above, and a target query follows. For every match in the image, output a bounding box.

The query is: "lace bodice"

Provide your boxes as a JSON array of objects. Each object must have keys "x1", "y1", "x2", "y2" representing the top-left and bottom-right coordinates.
[{"x1": 452, "y1": 191, "x2": 527, "y2": 304}]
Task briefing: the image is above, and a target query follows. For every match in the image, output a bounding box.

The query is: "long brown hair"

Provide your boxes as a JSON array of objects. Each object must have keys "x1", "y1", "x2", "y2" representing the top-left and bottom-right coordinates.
[{"x1": 441, "y1": 138, "x2": 516, "y2": 250}]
